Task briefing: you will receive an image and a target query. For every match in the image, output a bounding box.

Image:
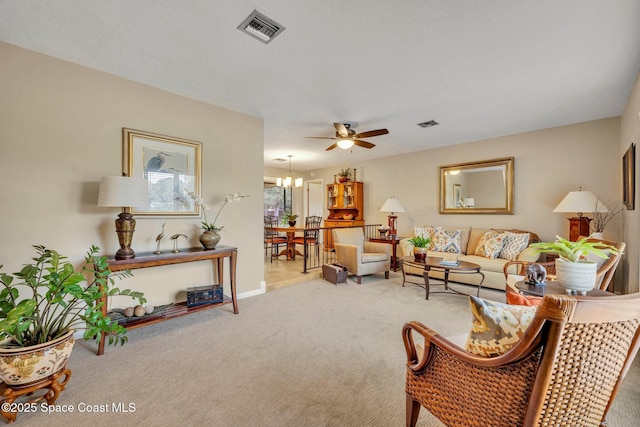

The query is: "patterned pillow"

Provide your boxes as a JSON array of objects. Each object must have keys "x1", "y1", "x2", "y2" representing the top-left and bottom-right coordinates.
[
  {"x1": 414, "y1": 227, "x2": 436, "y2": 240},
  {"x1": 499, "y1": 231, "x2": 530, "y2": 260},
  {"x1": 431, "y1": 227, "x2": 462, "y2": 253},
  {"x1": 475, "y1": 230, "x2": 502, "y2": 257},
  {"x1": 465, "y1": 296, "x2": 537, "y2": 357},
  {"x1": 483, "y1": 234, "x2": 506, "y2": 259}
]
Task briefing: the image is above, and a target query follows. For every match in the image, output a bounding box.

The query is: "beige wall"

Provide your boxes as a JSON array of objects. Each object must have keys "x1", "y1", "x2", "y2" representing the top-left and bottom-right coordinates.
[
  {"x1": 621, "y1": 71, "x2": 640, "y2": 294},
  {"x1": 308, "y1": 118, "x2": 628, "y2": 292},
  {"x1": 0, "y1": 42, "x2": 266, "y2": 306}
]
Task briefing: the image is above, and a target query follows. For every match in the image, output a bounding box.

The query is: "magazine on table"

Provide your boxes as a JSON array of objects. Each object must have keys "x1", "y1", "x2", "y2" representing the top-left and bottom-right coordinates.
[{"x1": 439, "y1": 258, "x2": 460, "y2": 266}]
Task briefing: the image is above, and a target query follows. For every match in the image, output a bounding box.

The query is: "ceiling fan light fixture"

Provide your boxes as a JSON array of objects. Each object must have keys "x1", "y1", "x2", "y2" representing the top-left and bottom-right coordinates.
[{"x1": 337, "y1": 139, "x2": 354, "y2": 149}]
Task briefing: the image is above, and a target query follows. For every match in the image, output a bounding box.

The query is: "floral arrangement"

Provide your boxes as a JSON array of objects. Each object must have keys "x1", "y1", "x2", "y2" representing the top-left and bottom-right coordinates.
[{"x1": 186, "y1": 191, "x2": 249, "y2": 232}]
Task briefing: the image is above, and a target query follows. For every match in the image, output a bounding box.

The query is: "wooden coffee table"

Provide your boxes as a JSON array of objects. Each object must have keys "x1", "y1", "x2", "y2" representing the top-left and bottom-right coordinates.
[{"x1": 401, "y1": 256, "x2": 485, "y2": 300}]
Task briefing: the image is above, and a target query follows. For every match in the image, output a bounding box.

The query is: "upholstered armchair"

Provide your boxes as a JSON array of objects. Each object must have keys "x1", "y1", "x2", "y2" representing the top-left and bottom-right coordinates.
[
  {"x1": 332, "y1": 228, "x2": 390, "y2": 284},
  {"x1": 403, "y1": 293, "x2": 640, "y2": 427}
]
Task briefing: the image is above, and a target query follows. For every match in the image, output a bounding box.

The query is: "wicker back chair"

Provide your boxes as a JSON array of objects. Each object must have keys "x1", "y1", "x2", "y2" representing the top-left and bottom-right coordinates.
[
  {"x1": 586, "y1": 238, "x2": 625, "y2": 291},
  {"x1": 403, "y1": 293, "x2": 640, "y2": 427}
]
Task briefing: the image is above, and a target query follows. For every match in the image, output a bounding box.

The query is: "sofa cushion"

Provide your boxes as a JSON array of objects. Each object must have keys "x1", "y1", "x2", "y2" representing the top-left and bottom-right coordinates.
[
  {"x1": 432, "y1": 227, "x2": 462, "y2": 253},
  {"x1": 361, "y1": 253, "x2": 388, "y2": 263},
  {"x1": 500, "y1": 231, "x2": 531, "y2": 261},
  {"x1": 459, "y1": 255, "x2": 508, "y2": 273},
  {"x1": 465, "y1": 296, "x2": 537, "y2": 357}
]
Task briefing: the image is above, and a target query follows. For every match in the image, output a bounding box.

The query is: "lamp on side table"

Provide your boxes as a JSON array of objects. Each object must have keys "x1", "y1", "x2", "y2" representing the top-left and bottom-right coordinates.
[
  {"x1": 380, "y1": 197, "x2": 405, "y2": 238},
  {"x1": 98, "y1": 175, "x2": 150, "y2": 260}
]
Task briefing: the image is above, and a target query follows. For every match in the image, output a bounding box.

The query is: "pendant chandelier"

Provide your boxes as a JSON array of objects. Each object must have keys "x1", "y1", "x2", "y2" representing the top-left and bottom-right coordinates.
[{"x1": 277, "y1": 155, "x2": 303, "y2": 188}]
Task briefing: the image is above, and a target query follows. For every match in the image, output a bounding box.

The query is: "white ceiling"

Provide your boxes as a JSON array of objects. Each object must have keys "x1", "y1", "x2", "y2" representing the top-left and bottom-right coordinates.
[{"x1": 2, "y1": 1, "x2": 640, "y2": 171}]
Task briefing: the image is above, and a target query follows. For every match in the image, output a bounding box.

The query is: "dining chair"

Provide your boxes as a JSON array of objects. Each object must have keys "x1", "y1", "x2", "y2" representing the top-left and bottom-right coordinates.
[
  {"x1": 293, "y1": 216, "x2": 322, "y2": 261},
  {"x1": 264, "y1": 216, "x2": 286, "y2": 262}
]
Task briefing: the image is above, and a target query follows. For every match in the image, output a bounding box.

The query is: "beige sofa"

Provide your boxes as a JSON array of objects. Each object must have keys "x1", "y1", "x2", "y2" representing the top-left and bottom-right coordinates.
[{"x1": 399, "y1": 227, "x2": 541, "y2": 291}]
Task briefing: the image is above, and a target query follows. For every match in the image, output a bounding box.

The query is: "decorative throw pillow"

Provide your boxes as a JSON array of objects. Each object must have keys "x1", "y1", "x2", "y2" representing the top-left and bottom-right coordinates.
[
  {"x1": 483, "y1": 234, "x2": 506, "y2": 259},
  {"x1": 506, "y1": 291, "x2": 543, "y2": 307},
  {"x1": 465, "y1": 296, "x2": 537, "y2": 357},
  {"x1": 431, "y1": 227, "x2": 462, "y2": 253},
  {"x1": 475, "y1": 230, "x2": 502, "y2": 257},
  {"x1": 414, "y1": 227, "x2": 436, "y2": 241},
  {"x1": 499, "y1": 231, "x2": 531, "y2": 261}
]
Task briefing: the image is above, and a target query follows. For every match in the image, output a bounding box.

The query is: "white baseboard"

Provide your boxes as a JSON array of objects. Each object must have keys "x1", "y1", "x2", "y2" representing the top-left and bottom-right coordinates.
[{"x1": 238, "y1": 281, "x2": 266, "y2": 299}]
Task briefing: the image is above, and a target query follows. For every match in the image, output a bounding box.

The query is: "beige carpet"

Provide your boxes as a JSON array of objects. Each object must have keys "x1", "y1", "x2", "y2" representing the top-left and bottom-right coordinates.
[{"x1": 10, "y1": 273, "x2": 640, "y2": 426}]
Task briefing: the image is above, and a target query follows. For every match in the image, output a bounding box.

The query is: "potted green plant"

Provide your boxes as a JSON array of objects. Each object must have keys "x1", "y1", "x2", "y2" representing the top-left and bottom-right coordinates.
[
  {"x1": 338, "y1": 167, "x2": 351, "y2": 183},
  {"x1": 530, "y1": 236, "x2": 618, "y2": 293},
  {"x1": 407, "y1": 235, "x2": 432, "y2": 261},
  {"x1": 0, "y1": 245, "x2": 145, "y2": 387},
  {"x1": 282, "y1": 213, "x2": 299, "y2": 226}
]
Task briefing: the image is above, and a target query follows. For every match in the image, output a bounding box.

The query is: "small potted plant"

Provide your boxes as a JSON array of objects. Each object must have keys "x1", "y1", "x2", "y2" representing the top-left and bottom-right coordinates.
[
  {"x1": 282, "y1": 213, "x2": 299, "y2": 227},
  {"x1": 530, "y1": 235, "x2": 618, "y2": 293},
  {"x1": 407, "y1": 235, "x2": 432, "y2": 261},
  {"x1": 0, "y1": 245, "x2": 146, "y2": 388},
  {"x1": 338, "y1": 167, "x2": 351, "y2": 183}
]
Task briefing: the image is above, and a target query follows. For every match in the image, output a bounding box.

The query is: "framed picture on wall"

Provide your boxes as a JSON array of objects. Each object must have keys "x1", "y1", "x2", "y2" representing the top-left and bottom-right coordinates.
[
  {"x1": 623, "y1": 142, "x2": 635, "y2": 210},
  {"x1": 453, "y1": 183, "x2": 462, "y2": 207},
  {"x1": 123, "y1": 128, "x2": 202, "y2": 216}
]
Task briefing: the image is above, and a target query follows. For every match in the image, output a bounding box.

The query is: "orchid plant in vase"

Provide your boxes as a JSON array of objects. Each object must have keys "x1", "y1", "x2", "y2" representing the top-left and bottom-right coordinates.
[{"x1": 186, "y1": 191, "x2": 249, "y2": 249}]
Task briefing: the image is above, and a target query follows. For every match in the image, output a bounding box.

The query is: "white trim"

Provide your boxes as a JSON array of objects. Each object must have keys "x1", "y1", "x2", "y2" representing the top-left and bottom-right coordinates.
[{"x1": 238, "y1": 282, "x2": 266, "y2": 299}]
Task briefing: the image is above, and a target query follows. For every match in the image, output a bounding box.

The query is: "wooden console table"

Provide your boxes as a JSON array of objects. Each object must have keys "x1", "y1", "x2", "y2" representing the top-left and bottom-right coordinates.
[{"x1": 98, "y1": 245, "x2": 238, "y2": 355}]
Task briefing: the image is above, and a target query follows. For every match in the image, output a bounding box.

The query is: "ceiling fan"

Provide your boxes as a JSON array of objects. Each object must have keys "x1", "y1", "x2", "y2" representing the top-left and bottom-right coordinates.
[{"x1": 305, "y1": 123, "x2": 389, "y2": 151}]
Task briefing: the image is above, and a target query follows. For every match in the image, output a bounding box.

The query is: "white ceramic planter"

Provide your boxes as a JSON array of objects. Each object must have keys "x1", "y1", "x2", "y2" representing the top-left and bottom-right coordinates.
[
  {"x1": 555, "y1": 258, "x2": 597, "y2": 294},
  {"x1": 0, "y1": 330, "x2": 75, "y2": 387}
]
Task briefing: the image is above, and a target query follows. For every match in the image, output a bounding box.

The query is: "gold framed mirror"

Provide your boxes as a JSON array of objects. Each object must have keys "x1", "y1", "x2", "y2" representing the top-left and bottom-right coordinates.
[{"x1": 439, "y1": 157, "x2": 514, "y2": 214}]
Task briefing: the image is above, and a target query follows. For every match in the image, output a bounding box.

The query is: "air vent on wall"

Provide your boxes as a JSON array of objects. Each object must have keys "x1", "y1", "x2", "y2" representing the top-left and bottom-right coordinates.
[
  {"x1": 418, "y1": 120, "x2": 439, "y2": 128},
  {"x1": 238, "y1": 10, "x2": 285, "y2": 44}
]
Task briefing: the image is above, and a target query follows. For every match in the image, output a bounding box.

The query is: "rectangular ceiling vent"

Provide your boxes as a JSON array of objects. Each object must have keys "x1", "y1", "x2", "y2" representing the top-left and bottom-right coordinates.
[
  {"x1": 238, "y1": 10, "x2": 285, "y2": 44},
  {"x1": 418, "y1": 120, "x2": 439, "y2": 128}
]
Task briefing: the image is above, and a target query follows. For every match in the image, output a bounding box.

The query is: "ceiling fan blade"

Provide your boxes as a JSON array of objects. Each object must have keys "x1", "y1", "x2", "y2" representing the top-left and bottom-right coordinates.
[
  {"x1": 354, "y1": 128, "x2": 388, "y2": 139},
  {"x1": 333, "y1": 123, "x2": 349, "y2": 137},
  {"x1": 305, "y1": 136, "x2": 337, "y2": 140},
  {"x1": 325, "y1": 143, "x2": 338, "y2": 151},
  {"x1": 354, "y1": 139, "x2": 375, "y2": 149}
]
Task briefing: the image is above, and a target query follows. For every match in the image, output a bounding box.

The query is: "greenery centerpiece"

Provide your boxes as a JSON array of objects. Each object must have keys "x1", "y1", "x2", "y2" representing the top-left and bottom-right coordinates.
[
  {"x1": 407, "y1": 235, "x2": 432, "y2": 261},
  {"x1": 0, "y1": 245, "x2": 145, "y2": 386},
  {"x1": 282, "y1": 213, "x2": 299, "y2": 226},
  {"x1": 530, "y1": 236, "x2": 618, "y2": 293}
]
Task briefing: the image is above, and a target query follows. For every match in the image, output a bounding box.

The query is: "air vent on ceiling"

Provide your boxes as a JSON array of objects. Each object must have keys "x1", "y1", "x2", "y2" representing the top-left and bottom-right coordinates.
[
  {"x1": 238, "y1": 10, "x2": 285, "y2": 44},
  {"x1": 418, "y1": 120, "x2": 439, "y2": 128},
  {"x1": 273, "y1": 158, "x2": 287, "y2": 162}
]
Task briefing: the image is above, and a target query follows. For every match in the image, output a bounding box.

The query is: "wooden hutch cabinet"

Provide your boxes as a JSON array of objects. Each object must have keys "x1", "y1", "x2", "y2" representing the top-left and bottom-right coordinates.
[{"x1": 324, "y1": 181, "x2": 364, "y2": 250}]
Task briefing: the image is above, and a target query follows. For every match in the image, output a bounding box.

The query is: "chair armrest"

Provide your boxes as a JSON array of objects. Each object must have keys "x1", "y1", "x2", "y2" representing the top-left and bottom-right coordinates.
[
  {"x1": 334, "y1": 243, "x2": 360, "y2": 271},
  {"x1": 518, "y1": 246, "x2": 541, "y2": 262},
  {"x1": 364, "y1": 241, "x2": 391, "y2": 256}
]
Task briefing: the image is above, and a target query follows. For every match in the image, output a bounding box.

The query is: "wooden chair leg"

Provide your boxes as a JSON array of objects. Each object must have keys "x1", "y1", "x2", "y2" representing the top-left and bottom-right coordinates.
[
  {"x1": 385, "y1": 271, "x2": 390, "y2": 279},
  {"x1": 357, "y1": 276, "x2": 362, "y2": 284},
  {"x1": 406, "y1": 395, "x2": 421, "y2": 427}
]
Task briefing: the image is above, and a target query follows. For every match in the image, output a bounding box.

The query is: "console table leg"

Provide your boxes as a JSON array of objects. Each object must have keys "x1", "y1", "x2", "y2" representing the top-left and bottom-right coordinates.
[{"x1": 230, "y1": 251, "x2": 238, "y2": 314}]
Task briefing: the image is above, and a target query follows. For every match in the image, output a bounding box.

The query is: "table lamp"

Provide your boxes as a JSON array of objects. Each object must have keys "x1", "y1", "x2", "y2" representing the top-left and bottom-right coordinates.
[
  {"x1": 98, "y1": 176, "x2": 150, "y2": 260},
  {"x1": 553, "y1": 188, "x2": 606, "y2": 241},
  {"x1": 380, "y1": 197, "x2": 405, "y2": 237}
]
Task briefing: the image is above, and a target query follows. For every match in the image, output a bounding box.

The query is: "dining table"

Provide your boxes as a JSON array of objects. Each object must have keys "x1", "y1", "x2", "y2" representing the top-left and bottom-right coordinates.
[{"x1": 271, "y1": 226, "x2": 307, "y2": 260}]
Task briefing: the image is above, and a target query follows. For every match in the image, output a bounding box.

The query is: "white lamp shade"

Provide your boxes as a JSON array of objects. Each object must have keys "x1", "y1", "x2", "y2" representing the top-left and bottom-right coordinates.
[
  {"x1": 380, "y1": 198, "x2": 406, "y2": 213},
  {"x1": 553, "y1": 190, "x2": 608, "y2": 214},
  {"x1": 464, "y1": 197, "x2": 475, "y2": 207},
  {"x1": 98, "y1": 176, "x2": 150, "y2": 208}
]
